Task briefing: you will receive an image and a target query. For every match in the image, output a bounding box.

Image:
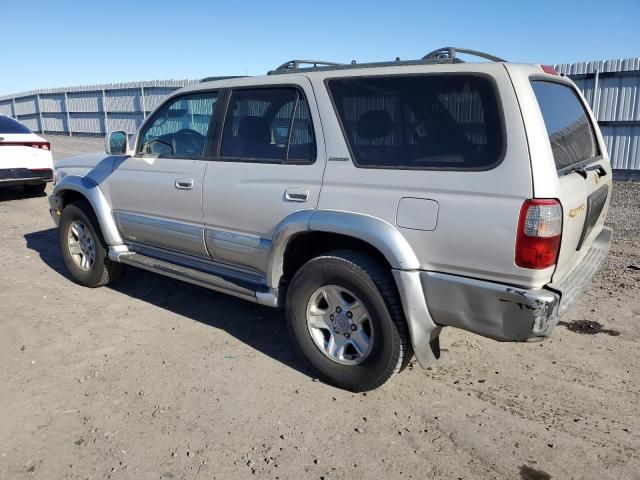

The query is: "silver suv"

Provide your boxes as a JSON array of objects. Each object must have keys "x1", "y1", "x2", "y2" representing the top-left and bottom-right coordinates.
[{"x1": 48, "y1": 48, "x2": 612, "y2": 391}]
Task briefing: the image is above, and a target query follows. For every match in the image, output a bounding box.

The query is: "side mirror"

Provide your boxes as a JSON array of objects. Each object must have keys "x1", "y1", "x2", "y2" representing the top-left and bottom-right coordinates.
[{"x1": 105, "y1": 131, "x2": 128, "y2": 155}]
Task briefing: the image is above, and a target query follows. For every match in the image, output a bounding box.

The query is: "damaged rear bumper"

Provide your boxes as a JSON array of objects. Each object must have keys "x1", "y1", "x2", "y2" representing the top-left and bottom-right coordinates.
[
  {"x1": 422, "y1": 272, "x2": 560, "y2": 341},
  {"x1": 420, "y1": 227, "x2": 612, "y2": 342}
]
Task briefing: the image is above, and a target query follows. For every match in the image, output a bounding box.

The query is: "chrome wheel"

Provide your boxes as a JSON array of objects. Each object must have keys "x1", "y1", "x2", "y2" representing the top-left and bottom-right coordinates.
[
  {"x1": 306, "y1": 285, "x2": 374, "y2": 365},
  {"x1": 67, "y1": 220, "x2": 96, "y2": 271}
]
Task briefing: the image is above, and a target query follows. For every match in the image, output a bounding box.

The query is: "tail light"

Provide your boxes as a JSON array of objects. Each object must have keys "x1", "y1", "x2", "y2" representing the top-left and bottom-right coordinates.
[
  {"x1": 541, "y1": 65, "x2": 559, "y2": 75},
  {"x1": 515, "y1": 199, "x2": 562, "y2": 269},
  {"x1": 0, "y1": 141, "x2": 50, "y2": 150}
]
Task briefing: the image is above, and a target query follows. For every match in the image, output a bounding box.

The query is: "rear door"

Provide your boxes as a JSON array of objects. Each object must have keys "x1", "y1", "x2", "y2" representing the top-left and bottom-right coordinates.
[
  {"x1": 201, "y1": 77, "x2": 325, "y2": 275},
  {"x1": 529, "y1": 79, "x2": 612, "y2": 283}
]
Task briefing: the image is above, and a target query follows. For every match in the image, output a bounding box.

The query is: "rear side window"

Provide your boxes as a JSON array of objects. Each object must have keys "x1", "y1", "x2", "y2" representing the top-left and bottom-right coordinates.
[
  {"x1": 220, "y1": 88, "x2": 316, "y2": 163},
  {"x1": 327, "y1": 74, "x2": 504, "y2": 170},
  {"x1": 531, "y1": 80, "x2": 598, "y2": 172},
  {"x1": 0, "y1": 116, "x2": 31, "y2": 134}
]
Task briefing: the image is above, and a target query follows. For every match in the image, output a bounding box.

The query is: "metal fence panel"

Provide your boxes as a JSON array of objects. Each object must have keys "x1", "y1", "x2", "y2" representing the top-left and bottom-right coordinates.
[
  {"x1": 69, "y1": 113, "x2": 104, "y2": 134},
  {"x1": 105, "y1": 89, "x2": 141, "y2": 113},
  {"x1": 40, "y1": 93, "x2": 66, "y2": 113},
  {"x1": 42, "y1": 113, "x2": 68, "y2": 133},
  {"x1": 601, "y1": 125, "x2": 640, "y2": 170},
  {"x1": 17, "y1": 115, "x2": 40, "y2": 131},
  {"x1": 556, "y1": 57, "x2": 640, "y2": 171},
  {"x1": 0, "y1": 101, "x2": 12, "y2": 116},
  {"x1": 67, "y1": 91, "x2": 103, "y2": 113},
  {"x1": 14, "y1": 96, "x2": 38, "y2": 116}
]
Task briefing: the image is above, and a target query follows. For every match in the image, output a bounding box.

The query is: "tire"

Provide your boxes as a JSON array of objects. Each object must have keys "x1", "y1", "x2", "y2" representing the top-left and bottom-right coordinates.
[
  {"x1": 285, "y1": 250, "x2": 412, "y2": 391},
  {"x1": 59, "y1": 200, "x2": 122, "y2": 287},
  {"x1": 24, "y1": 183, "x2": 47, "y2": 195}
]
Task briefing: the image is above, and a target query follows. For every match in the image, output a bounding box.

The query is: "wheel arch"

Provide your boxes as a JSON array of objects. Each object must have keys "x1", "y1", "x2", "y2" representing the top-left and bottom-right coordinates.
[
  {"x1": 52, "y1": 175, "x2": 123, "y2": 245},
  {"x1": 267, "y1": 209, "x2": 420, "y2": 289}
]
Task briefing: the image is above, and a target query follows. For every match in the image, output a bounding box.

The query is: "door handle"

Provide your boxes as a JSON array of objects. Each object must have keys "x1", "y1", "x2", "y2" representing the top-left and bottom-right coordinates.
[
  {"x1": 285, "y1": 188, "x2": 309, "y2": 202},
  {"x1": 175, "y1": 178, "x2": 194, "y2": 190}
]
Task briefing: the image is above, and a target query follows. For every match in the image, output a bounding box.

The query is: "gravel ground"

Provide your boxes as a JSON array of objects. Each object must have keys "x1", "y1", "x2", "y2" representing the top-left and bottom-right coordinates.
[{"x1": 0, "y1": 136, "x2": 638, "y2": 480}]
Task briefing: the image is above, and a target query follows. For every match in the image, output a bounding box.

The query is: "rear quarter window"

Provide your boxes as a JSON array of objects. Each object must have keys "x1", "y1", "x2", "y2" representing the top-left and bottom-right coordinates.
[
  {"x1": 531, "y1": 80, "x2": 598, "y2": 173},
  {"x1": 0, "y1": 116, "x2": 31, "y2": 134},
  {"x1": 327, "y1": 74, "x2": 504, "y2": 170}
]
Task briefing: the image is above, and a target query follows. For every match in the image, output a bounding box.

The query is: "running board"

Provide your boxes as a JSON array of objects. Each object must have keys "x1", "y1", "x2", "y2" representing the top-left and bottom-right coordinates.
[{"x1": 115, "y1": 252, "x2": 279, "y2": 307}]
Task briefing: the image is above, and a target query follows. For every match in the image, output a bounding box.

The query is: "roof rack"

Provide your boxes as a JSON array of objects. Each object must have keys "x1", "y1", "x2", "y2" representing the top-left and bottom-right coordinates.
[
  {"x1": 200, "y1": 75, "x2": 247, "y2": 83},
  {"x1": 267, "y1": 47, "x2": 506, "y2": 75},
  {"x1": 274, "y1": 60, "x2": 344, "y2": 71},
  {"x1": 422, "y1": 47, "x2": 506, "y2": 63}
]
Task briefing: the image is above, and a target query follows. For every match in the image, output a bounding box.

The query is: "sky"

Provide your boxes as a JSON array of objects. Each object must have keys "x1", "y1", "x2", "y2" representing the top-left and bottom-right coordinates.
[{"x1": 1, "y1": 0, "x2": 639, "y2": 95}]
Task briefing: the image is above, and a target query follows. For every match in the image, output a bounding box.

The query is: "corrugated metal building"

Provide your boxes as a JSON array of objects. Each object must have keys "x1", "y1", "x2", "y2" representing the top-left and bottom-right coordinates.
[{"x1": 0, "y1": 57, "x2": 638, "y2": 172}]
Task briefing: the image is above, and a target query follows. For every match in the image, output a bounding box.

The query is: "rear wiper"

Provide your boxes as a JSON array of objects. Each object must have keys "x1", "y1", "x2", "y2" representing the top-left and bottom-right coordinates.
[{"x1": 573, "y1": 163, "x2": 607, "y2": 179}]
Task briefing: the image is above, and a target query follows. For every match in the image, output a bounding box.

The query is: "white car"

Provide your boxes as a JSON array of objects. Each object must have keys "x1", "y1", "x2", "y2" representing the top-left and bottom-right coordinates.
[{"x1": 0, "y1": 115, "x2": 53, "y2": 194}]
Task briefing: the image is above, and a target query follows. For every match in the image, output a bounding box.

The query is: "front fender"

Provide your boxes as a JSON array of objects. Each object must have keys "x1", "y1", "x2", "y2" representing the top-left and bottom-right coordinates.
[{"x1": 52, "y1": 175, "x2": 123, "y2": 245}]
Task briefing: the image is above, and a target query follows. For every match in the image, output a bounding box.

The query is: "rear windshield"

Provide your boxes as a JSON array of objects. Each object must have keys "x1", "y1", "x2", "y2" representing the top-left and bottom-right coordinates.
[
  {"x1": 0, "y1": 115, "x2": 31, "y2": 134},
  {"x1": 327, "y1": 74, "x2": 504, "y2": 170},
  {"x1": 531, "y1": 80, "x2": 598, "y2": 172}
]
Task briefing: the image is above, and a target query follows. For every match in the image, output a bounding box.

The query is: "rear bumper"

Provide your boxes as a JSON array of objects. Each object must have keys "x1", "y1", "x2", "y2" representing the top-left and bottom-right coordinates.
[
  {"x1": 549, "y1": 227, "x2": 612, "y2": 317},
  {"x1": 0, "y1": 168, "x2": 52, "y2": 187},
  {"x1": 417, "y1": 227, "x2": 612, "y2": 342}
]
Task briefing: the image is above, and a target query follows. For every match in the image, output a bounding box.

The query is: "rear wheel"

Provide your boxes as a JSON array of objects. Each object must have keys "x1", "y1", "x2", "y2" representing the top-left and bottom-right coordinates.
[
  {"x1": 59, "y1": 200, "x2": 122, "y2": 287},
  {"x1": 24, "y1": 183, "x2": 47, "y2": 195},
  {"x1": 285, "y1": 250, "x2": 411, "y2": 391}
]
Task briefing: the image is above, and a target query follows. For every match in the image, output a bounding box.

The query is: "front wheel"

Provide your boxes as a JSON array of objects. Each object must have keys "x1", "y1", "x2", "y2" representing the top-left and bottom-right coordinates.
[
  {"x1": 59, "y1": 200, "x2": 122, "y2": 287},
  {"x1": 285, "y1": 250, "x2": 412, "y2": 391}
]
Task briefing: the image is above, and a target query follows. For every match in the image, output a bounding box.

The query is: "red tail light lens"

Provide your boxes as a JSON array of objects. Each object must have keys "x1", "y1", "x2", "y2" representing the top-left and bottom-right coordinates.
[
  {"x1": 0, "y1": 141, "x2": 50, "y2": 150},
  {"x1": 541, "y1": 65, "x2": 559, "y2": 75},
  {"x1": 515, "y1": 199, "x2": 562, "y2": 269}
]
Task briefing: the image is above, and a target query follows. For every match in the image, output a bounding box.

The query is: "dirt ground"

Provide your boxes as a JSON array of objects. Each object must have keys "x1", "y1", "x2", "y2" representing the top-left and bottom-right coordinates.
[{"x1": 0, "y1": 135, "x2": 638, "y2": 480}]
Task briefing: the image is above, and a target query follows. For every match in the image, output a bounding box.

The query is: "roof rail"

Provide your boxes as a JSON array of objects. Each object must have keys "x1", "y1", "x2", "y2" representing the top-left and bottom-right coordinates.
[
  {"x1": 422, "y1": 47, "x2": 506, "y2": 63},
  {"x1": 273, "y1": 60, "x2": 343, "y2": 71},
  {"x1": 267, "y1": 48, "x2": 507, "y2": 75},
  {"x1": 200, "y1": 75, "x2": 247, "y2": 83}
]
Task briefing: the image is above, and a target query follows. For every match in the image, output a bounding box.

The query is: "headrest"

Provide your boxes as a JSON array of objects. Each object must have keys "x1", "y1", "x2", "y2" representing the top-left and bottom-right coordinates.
[{"x1": 356, "y1": 110, "x2": 392, "y2": 140}]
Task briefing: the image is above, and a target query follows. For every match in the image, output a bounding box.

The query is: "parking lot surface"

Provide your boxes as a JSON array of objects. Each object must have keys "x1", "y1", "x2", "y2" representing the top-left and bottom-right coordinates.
[{"x1": 1, "y1": 135, "x2": 639, "y2": 479}]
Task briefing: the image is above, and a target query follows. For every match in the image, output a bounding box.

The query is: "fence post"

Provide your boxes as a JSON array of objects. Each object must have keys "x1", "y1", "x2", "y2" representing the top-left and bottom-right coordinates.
[
  {"x1": 102, "y1": 89, "x2": 108, "y2": 136},
  {"x1": 592, "y1": 69, "x2": 600, "y2": 119},
  {"x1": 36, "y1": 93, "x2": 45, "y2": 134},
  {"x1": 11, "y1": 97, "x2": 17, "y2": 118},
  {"x1": 64, "y1": 91, "x2": 72, "y2": 136}
]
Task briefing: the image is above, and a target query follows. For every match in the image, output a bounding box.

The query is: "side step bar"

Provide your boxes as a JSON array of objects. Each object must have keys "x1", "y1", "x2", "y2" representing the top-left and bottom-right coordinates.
[{"x1": 115, "y1": 252, "x2": 279, "y2": 307}]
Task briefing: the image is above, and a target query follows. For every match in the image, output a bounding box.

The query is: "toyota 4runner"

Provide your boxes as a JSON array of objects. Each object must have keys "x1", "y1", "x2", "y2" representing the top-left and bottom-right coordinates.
[{"x1": 48, "y1": 48, "x2": 612, "y2": 391}]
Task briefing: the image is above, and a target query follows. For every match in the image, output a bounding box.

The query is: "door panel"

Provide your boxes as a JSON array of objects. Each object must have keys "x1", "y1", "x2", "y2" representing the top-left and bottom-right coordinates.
[
  {"x1": 107, "y1": 92, "x2": 219, "y2": 258},
  {"x1": 202, "y1": 77, "x2": 325, "y2": 275},
  {"x1": 109, "y1": 156, "x2": 207, "y2": 257}
]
